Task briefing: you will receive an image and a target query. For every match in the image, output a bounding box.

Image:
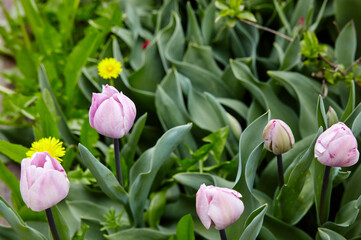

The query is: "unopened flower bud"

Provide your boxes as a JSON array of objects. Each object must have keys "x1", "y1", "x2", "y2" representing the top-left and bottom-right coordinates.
[
  {"x1": 263, "y1": 119, "x2": 295, "y2": 155},
  {"x1": 326, "y1": 106, "x2": 338, "y2": 127}
]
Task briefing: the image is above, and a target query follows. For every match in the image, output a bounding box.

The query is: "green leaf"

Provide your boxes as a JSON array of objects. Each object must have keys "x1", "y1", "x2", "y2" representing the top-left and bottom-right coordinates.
[
  {"x1": 268, "y1": 71, "x2": 320, "y2": 138},
  {"x1": 0, "y1": 139, "x2": 28, "y2": 163},
  {"x1": 52, "y1": 205, "x2": 70, "y2": 240},
  {"x1": 147, "y1": 191, "x2": 166, "y2": 228},
  {"x1": 174, "y1": 172, "x2": 234, "y2": 189},
  {"x1": 129, "y1": 124, "x2": 192, "y2": 226},
  {"x1": 274, "y1": 127, "x2": 322, "y2": 224},
  {"x1": 317, "y1": 228, "x2": 347, "y2": 240},
  {"x1": 0, "y1": 159, "x2": 22, "y2": 206},
  {"x1": 240, "y1": 204, "x2": 268, "y2": 240},
  {"x1": 38, "y1": 65, "x2": 76, "y2": 145},
  {"x1": 0, "y1": 197, "x2": 47, "y2": 240},
  {"x1": 351, "y1": 111, "x2": 361, "y2": 137},
  {"x1": 201, "y1": 0, "x2": 216, "y2": 45},
  {"x1": 186, "y1": 2, "x2": 203, "y2": 45},
  {"x1": 323, "y1": 196, "x2": 361, "y2": 235},
  {"x1": 280, "y1": 37, "x2": 301, "y2": 71},
  {"x1": 0, "y1": 225, "x2": 21, "y2": 240},
  {"x1": 335, "y1": 21, "x2": 356, "y2": 68},
  {"x1": 121, "y1": 113, "x2": 148, "y2": 167},
  {"x1": 106, "y1": 228, "x2": 170, "y2": 240},
  {"x1": 78, "y1": 144, "x2": 128, "y2": 205},
  {"x1": 316, "y1": 95, "x2": 328, "y2": 130},
  {"x1": 262, "y1": 215, "x2": 313, "y2": 240},
  {"x1": 340, "y1": 81, "x2": 355, "y2": 121},
  {"x1": 176, "y1": 214, "x2": 195, "y2": 240},
  {"x1": 272, "y1": 0, "x2": 292, "y2": 34}
]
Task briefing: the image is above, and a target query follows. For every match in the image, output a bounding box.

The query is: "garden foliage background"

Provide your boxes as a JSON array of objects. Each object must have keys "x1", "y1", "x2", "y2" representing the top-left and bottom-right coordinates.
[{"x1": 0, "y1": 0, "x2": 361, "y2": 239}]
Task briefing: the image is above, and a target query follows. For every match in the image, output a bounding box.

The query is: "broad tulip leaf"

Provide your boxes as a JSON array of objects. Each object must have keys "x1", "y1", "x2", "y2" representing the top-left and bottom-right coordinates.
[
  {"x1": 340, "y1": 81, "x2": 355, "y2": 122},
  {"x1": 316, "y1": 95, "x2": 328, "y2": 130},
  {"x1": 106, "y1": 228, "x2": 171, "y2": 240},
  {"x1": 263, "y1": 214, "x2": 313, "y2": 240},
  {"x1": 174, "y1": 172, "x2": 234, "y2": 189},
  {"x1": 121, "y1": 113, "x2": 148, "y2": 166},
  {"x1": 228, "y1": 111, "x2": 269, "y2": 240},
  {"x1": 147, "y1": 191, "x2": 166, "y2": 228},
  {"x1": 317, "y1": 228, "x2": 347, "y2": 240},
  {"x1": 351, "y1": 111, "x2": 361, "y2": 137},
  {"x1": 230, "y1": 61, "x2": 299, "y2": 138},
  {"x1": 335, "y1": 21, "x2": 356, "y2": 68},
  {"x1": 280, "y1": 37, "x2": 301, "y2": 71},
  {"x1": 78, "y1": 144, "x2": 128, "y2": 205},
  {"x1": 268, "y1": 71, "x2": 320, "y2": 138},
  {"x1": 186, "y1": 2, "x2": 203, "y2": 45},
  {"x1": 176, "y1": 214, "x2": 195, "y2": 240},
  {"x1": 0, "y1": 197, "x2": 47, "y2": 240},
  {"x1": 239, "y1": 204, "x2": 268, "y2": 240},
  {"x1": 0, "y1": 225, "x2": 21, "y2": 240},
  {"x1": 129, "y1": 124, "x2": 192, "y2": 226},
  {"x1": 52, "y1": 205, "x2": 70, "y2": 240}
]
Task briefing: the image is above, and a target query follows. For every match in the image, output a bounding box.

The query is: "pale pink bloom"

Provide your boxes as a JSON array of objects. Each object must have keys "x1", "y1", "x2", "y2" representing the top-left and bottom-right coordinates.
[
  {"x1": 263, "y1": 119, "x2": 295, "y2": 155},
  {"x1": 20, "y1": 152, "x2": 70, "y2": 212},
  {"x1": 196, "y1": 184, "x2": 244, "y2": 230},
  {"x1": 89, "y1": 85, "x2": 136, "y2": 139},
  {"x1": 314, "y1": 122, "x2": 359, "y2": 167}
]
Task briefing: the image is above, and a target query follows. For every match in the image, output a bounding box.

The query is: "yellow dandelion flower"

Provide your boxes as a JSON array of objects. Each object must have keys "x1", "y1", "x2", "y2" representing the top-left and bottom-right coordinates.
[
  {"x1": 26, "y1": 137, "x2": 66, "y2": 163},
  {"x1": 97, "y1": 58, "x2": 122, "y2": 79}
]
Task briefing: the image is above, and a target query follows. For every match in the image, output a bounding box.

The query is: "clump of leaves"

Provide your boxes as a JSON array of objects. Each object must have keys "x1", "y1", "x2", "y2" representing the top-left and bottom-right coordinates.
[
  {"x1": 101, "y1": 208, "x2": 127, "y2": 233},
  {"x1": 301, "y1": 31, "x2": 355, "y2": 85},
  {"x1": 215, "y1": 0, "x2": 256, "y2": 27}
]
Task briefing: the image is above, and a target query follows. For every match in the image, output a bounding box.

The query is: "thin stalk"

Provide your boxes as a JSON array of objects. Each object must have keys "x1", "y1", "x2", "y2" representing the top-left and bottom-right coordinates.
[
  {"x1": 277, "y1": 154, "x2": 284, "y2": 188},
  {"x1": 219, "y1": 229, "x2": 227, "y2": 240},
  {"x1": 114, "y1": 138, "x2": 123, "y2": 186},
  {"x1": 320, "y1": 166, "x2": 331, "y2": 224},
  {"x1": 45, "y1": 208, "x2": 60, "y2": 240},
  {"x1": 238, "y1": 18, "x2": 293, "y2": 42}
]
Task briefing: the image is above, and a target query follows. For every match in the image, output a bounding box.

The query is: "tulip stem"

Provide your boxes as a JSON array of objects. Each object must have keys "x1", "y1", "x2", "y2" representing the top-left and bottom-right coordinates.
[
  {"x1": 114, "y1": 138, "x2": 123, "y2": 186},
  {"x1": 320, "y1": 165, "x2": 331, "y2": 224},
  {"x1": 45, "y1": 208, "x2": 60, "y2": 240},
  {"x1": 277, "y1": 154, "x2": 284, "y2": 188},
  {"x1": 219, "y1": 229, "x2": 227, "y2": 240}
]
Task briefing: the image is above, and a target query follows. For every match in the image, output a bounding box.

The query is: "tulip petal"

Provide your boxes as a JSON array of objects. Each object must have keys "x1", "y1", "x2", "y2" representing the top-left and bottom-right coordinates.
[
  {"x1": 27, "y1": 170, "x2": 70, "y2": 211},
  {"x1": 207, "y1": 189, "x2": 244, "y2": 230},
  {"x1": 196, "y1": 184, "x2": 212, "y2": 229},
  {"x1": 92, "y1": 97, "x2": 126, "y2": 138}
]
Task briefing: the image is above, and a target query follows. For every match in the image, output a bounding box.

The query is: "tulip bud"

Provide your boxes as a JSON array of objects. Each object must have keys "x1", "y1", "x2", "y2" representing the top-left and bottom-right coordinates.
[
  {"x1": 89, "y1": 85, "x2": 136, "y2": 139},
  {"x1": 20, "y1": 152, "x2": 70, "y2": 212},
  {"x1": 263, "y1": 119, "x2": 295, "y2": 155},
  {"x1": 314, "y1": 122, "x2": 359, "y2": 167},
  {"x1": 196, "y1": 184, "x2": 244, "y2": 230},
  {"x1": 326, "y1": 106, "x2": 338, "y2": 127}
]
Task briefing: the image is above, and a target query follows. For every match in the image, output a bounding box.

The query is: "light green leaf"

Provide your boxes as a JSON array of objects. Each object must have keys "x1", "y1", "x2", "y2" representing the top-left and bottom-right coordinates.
[
  {"x1": 0, "y1": 139, "x2": 28, "y2": 163},
  {"x1": 176, "y1": 214, "x2": 195, "y2": 240},
  {"x1": 174, "y1": 172, "x2": 234, "y2": 189},
  {"x1": 106, "y1": 228, "x2": 171, "y2": 240}
]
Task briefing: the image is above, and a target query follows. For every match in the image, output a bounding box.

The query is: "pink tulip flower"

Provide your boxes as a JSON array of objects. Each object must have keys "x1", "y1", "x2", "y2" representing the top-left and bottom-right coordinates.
[
  {"x1": 196, "y1": 184, "x2": 244, "y2": 230},
  {"x1": 20, "y1": 152, "x2": 70, "y2": 212},
  {"x1": 314, "y1": 122, "x2": 359, "y2": 167},
  {"x1": 89, "y1": 85, "x2": 136, "y2": 139},
  {"x1": 263, "y1": 119, "x2": 295, "y2": 155}
]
